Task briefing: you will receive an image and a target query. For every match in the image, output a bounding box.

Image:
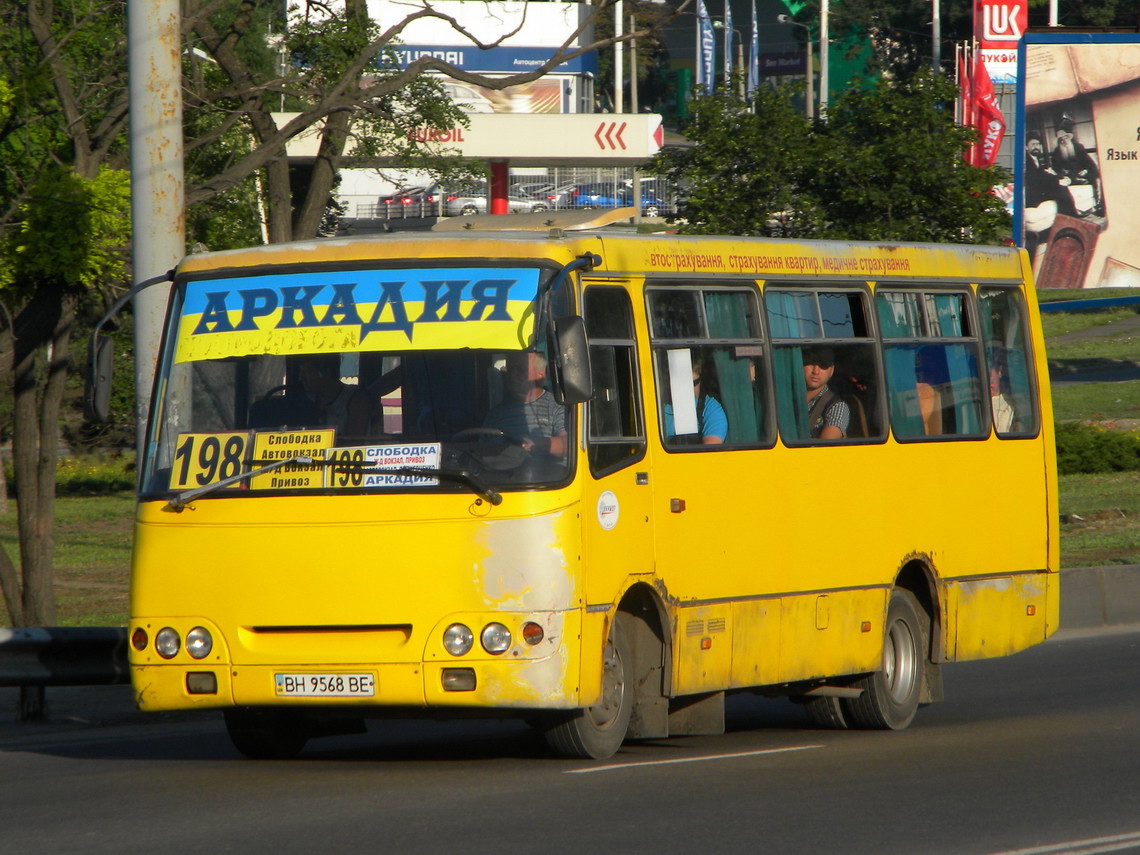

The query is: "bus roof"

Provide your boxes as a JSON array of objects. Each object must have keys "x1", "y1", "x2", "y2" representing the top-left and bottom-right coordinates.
[{"x1": 174, "y1": 226, "x2": 1029, "y2": 285}]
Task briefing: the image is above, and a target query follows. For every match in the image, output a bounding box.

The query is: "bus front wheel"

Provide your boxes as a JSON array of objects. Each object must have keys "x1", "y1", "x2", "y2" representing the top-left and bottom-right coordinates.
[
  {"x1": 224, "y1": 708, "x2": 309, "y2": 759},
  {"x1": 842, "y1": 589, "x2": 927, "y2": 730},
  {"x1": 544, "y1": 619, "x2": 633, "y2": 760}
]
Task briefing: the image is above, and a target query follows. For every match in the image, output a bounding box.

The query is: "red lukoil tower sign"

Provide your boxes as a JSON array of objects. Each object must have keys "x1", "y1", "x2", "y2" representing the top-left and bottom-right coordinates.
[{"x1": 974, "y1": 0, "x2": 1027, "y2": 85}]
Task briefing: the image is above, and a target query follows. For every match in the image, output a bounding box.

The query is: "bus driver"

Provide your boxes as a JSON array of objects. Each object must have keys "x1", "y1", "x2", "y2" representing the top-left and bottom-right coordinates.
[{"x1": 483, "y1": 351, "x2": 568, "y2": 457}]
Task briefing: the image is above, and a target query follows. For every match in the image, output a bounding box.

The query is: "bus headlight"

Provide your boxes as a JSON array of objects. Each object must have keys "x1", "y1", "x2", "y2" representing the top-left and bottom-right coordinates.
[
  {"x1": 443, "y1": 623, "x2": 474, "y2": 656},
  {"x1": 155, "y1": 627, "x2": 181, "y2": 659},
  {"x1": 480, "y1": 623, "x2": 511, "y2": 655},
  {"x1": 185, "y1": 627, "x2": 213, "y2": 659}
]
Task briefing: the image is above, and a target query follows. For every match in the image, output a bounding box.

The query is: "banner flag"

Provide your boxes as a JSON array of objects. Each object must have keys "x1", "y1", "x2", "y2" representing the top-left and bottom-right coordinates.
[
  {"x1": 723, "y1": 0, "x2": 733, "y2": 83},
  {"x1": 697, "y1": 0, "x2": 715, "y2": 94},
  {"x1": 747, "y1": 0, "x2": 760, "y2": 97},
  {"x1": 968, "y1": 54, "x2": 1004, "y2": 167}
]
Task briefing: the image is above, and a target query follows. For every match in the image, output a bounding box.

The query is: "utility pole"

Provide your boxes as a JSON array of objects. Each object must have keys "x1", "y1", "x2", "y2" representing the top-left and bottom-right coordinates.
[{"x1": 128, "y1": 0, "x2": 185, "y2": 452}]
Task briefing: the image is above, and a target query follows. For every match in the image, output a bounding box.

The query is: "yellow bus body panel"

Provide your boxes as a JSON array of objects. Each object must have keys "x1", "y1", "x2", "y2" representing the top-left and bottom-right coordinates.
[{"x1": 130, "y1": 491, "x2": 586, "y2": 711}]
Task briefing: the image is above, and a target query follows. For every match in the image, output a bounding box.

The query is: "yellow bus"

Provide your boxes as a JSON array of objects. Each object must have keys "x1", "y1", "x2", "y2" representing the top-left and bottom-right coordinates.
[{"x1": 104, "y1": 209, "x2": 1058, "y2": 759}]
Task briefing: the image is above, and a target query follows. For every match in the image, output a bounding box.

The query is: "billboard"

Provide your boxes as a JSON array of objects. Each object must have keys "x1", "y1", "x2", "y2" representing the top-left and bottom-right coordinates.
[
  {"x1": 369, "y1": 0, "x2": 596, "y2": 75},
  {"x1": 1018, "y1": 34, "x2": 1140, "y2": 288},
  {"x1": 974, "y1": 0, "x2": 1027, "y2": 84}
]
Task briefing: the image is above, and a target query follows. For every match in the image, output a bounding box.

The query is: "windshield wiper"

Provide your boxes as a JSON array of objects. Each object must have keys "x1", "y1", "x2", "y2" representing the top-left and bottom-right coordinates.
[
  {"x1": 384, "y1": 466, "x2": 502, "y2": 506},
  {"x1": 166, "y1": 454, "x2": 314, "y2": 511},
  {"x1": 166, "y1": 457, "x2": 502, "y2": 510}
]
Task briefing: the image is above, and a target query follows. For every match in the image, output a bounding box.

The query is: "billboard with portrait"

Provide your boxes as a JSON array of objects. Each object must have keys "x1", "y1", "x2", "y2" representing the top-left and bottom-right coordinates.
[{"x1": 1018, "y1": 33, "x2": 1140, "y2": 288}]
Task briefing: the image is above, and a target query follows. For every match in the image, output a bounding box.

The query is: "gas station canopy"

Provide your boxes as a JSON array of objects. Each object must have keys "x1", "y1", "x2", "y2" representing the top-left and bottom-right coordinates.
[{"x1": 277, "y1": 112, "x2": 664, "y2": 168}]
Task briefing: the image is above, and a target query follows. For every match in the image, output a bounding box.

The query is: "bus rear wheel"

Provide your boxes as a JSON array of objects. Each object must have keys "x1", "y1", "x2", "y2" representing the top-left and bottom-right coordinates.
[
  {"x1": 842, "y1": 588, "x2": 927, "y2": 730},
  {"x1": 224, "y1": 708, "x2": 310, "y2": 759},
  {"x1": 543, "y1": 619, "x2": 633, "y2": 760}
]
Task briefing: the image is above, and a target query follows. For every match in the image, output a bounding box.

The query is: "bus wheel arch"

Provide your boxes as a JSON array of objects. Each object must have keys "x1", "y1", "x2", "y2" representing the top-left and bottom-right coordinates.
[
  {"x1": 542, "y1": 582, "x2": 670, "y2": 759},
  {"x1": 895, "y1": 556, "x2": 946, "y2": 703}
]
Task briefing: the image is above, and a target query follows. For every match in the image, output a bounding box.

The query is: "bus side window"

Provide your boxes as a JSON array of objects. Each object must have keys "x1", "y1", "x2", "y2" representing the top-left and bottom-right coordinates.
[
  {"x1": 878, "y1": 291, "x2": 986, "y2": 440},
  {"x1": 979, "y1": 287, "x2": 1039, "y2": 437},
  {"x1": 648, "y1": 286, "x2": 770, "y2": 450},
  {"x1": 585, "y1": 287, "x2": 645, "y2": 476},
  {"x1": 767, "y1": 288, "x2": 883, "y2": 444}
]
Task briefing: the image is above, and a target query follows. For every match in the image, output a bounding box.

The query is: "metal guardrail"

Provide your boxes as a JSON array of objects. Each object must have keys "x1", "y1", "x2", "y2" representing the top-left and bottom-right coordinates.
[
  {"x1": 1038, "y1": 295, "x2": 1140, "y2": 313},
  {"x1": 0, "y1": 626, "x2": 128, "y2": 687}
]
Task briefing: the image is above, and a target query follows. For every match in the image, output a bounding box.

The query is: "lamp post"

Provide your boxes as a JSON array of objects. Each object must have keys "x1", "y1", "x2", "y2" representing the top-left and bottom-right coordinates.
[
  {"x1": 819, "y1": 0, "x2": 829, "y2": 111},
  {"x1": 615, "y1": 0, "x2": 624, "y2": 113},
  {"x1": 777, "y1": 14, "x2": 813, "y2": 120},
  {"x1": 712, "y1": 20, "x2": 747, "y2": 98}
]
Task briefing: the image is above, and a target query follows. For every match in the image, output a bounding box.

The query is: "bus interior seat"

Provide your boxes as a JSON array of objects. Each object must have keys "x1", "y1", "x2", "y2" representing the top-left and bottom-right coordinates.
[
  {"x1": 845, "y1": 392, "x2": 870, "y2": 438},
  {"x1": 917, "y1": 382, "x2": 942, "y2": 435}
]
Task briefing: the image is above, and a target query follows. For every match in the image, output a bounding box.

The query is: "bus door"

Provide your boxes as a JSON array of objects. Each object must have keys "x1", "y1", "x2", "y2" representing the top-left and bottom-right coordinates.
[{"x1": 580, "y1": 283, "x2": 655, "y2": 609}]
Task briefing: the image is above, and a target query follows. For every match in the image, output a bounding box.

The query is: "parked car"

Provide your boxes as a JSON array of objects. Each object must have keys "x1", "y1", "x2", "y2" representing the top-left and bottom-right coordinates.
[
  {"x1": 541, "y1": 183, "x2": 585, "y2": 209},
  {"x1": 376, "y1": 183, "x2": 441, "y2": 218},
  {"x1": 567, "y1": 182, "x2": 664, "y2": 218},
  {"x1": 509, "y1": 182, "x2": 556, "y2": 200},
  {"x1": 626, "y1": 177, "x2": 678, "y2": 216},
  {"x1": 443, "y1": 181, "x2": 549, "y2": 216}
]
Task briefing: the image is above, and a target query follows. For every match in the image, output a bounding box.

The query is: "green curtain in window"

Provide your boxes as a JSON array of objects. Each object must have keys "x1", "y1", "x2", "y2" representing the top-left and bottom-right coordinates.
[
  {"x1": 772, "y1": 346, "x2": 808, "y2": 441},
  {"x1": 705, "y1": 292, "x2": 761, "y2": 443}
]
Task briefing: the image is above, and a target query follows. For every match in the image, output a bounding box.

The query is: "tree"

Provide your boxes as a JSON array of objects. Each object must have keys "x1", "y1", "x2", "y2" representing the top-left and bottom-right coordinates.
[
  {"x1": 0, "y1": 0, "x2": 134, "y2": 626},
  {"x1": 651, "y1": 69, "x2": 1011, "y2": 244},
  {"x1": 806, "y1": 69, "x2": 1011, "y2": 243},
  {"x1": 0, "y1": 167, "x2": 131, "y2": 626}
]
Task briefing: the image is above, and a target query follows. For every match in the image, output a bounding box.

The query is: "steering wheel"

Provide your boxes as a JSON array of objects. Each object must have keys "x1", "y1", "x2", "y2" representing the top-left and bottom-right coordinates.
[{"x1": 449, "y1": 427, "x2": 530, "y2": 471}]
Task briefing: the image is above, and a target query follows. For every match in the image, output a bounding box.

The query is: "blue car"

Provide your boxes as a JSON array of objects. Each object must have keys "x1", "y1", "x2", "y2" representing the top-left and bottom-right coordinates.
[{"x1": 567, "y1": 182, "x2": 664, "y2": 217}]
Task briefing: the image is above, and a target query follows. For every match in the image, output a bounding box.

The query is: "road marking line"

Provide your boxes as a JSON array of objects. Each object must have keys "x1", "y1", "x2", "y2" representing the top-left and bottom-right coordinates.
[
  {"x1": 983, "y1": 831, "x2": 1140, "y2": 855},
  {"x1": 564, "y1": 744, "x2": 823, "y2": 774}
]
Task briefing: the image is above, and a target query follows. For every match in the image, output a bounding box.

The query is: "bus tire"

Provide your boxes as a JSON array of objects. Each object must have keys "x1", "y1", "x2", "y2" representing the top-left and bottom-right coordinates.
[
  {"x1": 224, "y1": 708, "x2": 309, "y2": 759},
  {"x1": 842, "y1": 589, "x2": 927, "y2": 730},
  {"x1": 544, "y1": 618, "x2": 633, "y2": 760},
  {"x1": 802, "y1": 695, "x2": 850, "y2": 729}
]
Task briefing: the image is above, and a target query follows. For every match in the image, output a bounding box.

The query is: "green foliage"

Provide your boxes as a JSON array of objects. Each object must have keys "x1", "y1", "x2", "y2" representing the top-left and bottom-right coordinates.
[
  {"x1": 1055, "y1": 421, "x2": 1140, "y2": 475},
  {"x1": 652, "y1": 84, "x2": 824, "y2": 237},
  {"x1": 1, "y1": 166, "x2": 131, "y2": 294},
  {"x1": 651, "y1": 69, "x2": 1011, "y2": 244}
]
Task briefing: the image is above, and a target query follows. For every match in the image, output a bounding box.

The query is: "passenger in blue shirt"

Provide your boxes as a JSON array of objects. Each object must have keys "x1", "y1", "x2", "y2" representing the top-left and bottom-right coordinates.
[{"x1": 663, "y1": 359, "x2": 727, "y2": 445}]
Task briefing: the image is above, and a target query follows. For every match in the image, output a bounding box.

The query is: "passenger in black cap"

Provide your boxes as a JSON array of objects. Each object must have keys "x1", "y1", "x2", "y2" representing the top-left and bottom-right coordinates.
[{"x1": 802, "y1": 345, "x2": 850, "y2": 439}]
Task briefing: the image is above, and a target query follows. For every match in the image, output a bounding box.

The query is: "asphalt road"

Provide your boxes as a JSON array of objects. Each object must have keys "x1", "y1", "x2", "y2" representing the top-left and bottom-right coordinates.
[{"x1": 2, "y1": 626, "x2": 1138, "y2": 855}]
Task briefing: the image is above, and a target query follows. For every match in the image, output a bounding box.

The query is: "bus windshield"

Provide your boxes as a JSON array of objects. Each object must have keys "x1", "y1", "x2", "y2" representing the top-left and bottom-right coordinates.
[{"x1": 139, "y1": 262, "x2": 574, "y2": 499}]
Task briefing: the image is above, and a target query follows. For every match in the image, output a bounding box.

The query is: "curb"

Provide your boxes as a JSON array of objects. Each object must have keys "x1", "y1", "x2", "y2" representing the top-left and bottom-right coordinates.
[{"x1": 1060, "y1": 564, "x2": 1140, "y2": 630}]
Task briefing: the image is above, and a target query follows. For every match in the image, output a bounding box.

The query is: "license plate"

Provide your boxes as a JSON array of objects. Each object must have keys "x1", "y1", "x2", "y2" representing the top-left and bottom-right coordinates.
[{"x1": 274, "y1": 672, "x2": 375, "y2": 697}]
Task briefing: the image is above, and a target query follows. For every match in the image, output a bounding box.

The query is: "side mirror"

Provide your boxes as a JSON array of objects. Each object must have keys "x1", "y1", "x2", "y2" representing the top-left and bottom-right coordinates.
[
  {"x1": 84, "y1": 334, "x2": 114, "y2": 423},
  {"x1": 552, "y1": 315, "x2": 593, "y2": 406}
]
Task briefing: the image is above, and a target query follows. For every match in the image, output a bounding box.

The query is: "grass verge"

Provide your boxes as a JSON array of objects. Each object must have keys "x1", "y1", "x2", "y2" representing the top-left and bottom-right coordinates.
[{"x1": 0, "y1": 493, "x2": 134, "y2": 626}]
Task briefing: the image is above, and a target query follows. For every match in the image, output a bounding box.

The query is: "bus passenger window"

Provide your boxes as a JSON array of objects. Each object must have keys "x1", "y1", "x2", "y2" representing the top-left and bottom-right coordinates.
[
  {"x1": 979, "y1": 288, "x2": 1039, "y2": 437},
  {"x1": 648, "y1": 286, "x2": 770, "y2": 451},
  {"x1": 766, "y1": 287, "x2": 883, "y2": 444}
]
